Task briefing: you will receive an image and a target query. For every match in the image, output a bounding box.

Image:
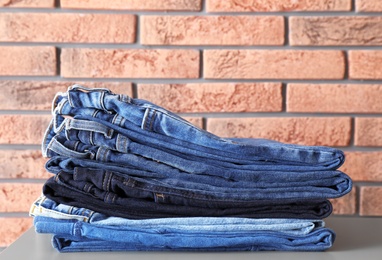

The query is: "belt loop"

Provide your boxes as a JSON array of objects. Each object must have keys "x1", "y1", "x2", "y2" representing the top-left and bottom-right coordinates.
[
  {"x1": 65, "y1": 118, "x2": 114, "y2": 139},
  {"x1": 46, "y1": 136, "x2": 91, "y2": 159}
]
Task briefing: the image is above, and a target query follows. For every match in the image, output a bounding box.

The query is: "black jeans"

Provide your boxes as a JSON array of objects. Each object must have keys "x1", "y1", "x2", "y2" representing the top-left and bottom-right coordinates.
[{"x1": 43, "y1": 174, "x2": 333, "y2": 219}]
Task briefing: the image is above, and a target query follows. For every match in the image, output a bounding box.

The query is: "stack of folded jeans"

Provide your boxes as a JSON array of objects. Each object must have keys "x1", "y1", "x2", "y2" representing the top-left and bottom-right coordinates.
[{"x1": 30, "y1": 84, "x2": 352, "y2": 252}]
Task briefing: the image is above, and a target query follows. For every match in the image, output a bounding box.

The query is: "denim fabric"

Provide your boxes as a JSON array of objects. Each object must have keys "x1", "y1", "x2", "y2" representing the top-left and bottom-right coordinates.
[
  {"x1": 50, "y1": 233, "x2": 334, "y2": 252},
  {"x1": 30, "y1": 195, "x2": 94, "y2": 222},
  {"x1": 31, "y1": 196, "x2": 325, "y2": 236},
  {"x1": 43, "y1": 85, "x2": 345, "y2": 171},
  {"x1": 45, "y1": 167, "x2": 336, "y2": 213},
  {"x1": 46, "y1": 120, "x2": 353, "y2": 196},
  {"x1": 46, "y1": 116, "x2": 344, "y2": 174},
  {"x1": 44, "y1": 111, "x2": 345, "y2": 172},
  {"x1": 43, "y1": 136, "x2": 352, "y2": 200},
  {"x1": 34, "y1": 216, "x2": 335, "y2": 252},
  {"x1": 42, "y1": 176, "x2": 332, "y2": 219},
  {"x1": 45, "y1": 159, "x2": 343, "y2": 209}
]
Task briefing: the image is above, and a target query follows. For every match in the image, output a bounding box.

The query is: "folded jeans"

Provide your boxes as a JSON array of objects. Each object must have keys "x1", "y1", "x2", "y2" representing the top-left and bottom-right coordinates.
[
  {"x1": 42, "y1": 175, "x2": 333, "y2": 219},
  {"x1": 33, "y1": 216, "x2": 335, "y2": 252},
  {"x1": 44, "y1": 85, "x2": 345, "y2": 170},
  {"x1": 30, "y1": 196, "x2": 326, "y2": 236},
  {"x1": 43, "y1": 138, "x2": 352, "y2": 200}
]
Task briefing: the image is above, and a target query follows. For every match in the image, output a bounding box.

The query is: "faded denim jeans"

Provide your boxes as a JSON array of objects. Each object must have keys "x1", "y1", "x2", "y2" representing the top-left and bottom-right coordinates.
[
  {"x1": 43, "y1": 84, "x2": 345, "y2": 171},
  {"x1": 33, "y1": 215, "x2": 335, "y2": 252}
]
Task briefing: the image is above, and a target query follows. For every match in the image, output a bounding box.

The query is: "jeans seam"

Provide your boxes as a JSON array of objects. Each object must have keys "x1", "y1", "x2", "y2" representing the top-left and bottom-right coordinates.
[
  {"x1": 100, "y1": 92, "x2": 107, "y2": 112},
  {"x1": 92, "y1": 109, "x2": 99, "y2": 118},
  {"x1": 89, "y1": 131, "x2": 94, "y2": 146},
  {"x1": 102, "y1": 171, "x2": 108, "y2": 191},
  {"x1": 148, "y1": 110, "x2": 156, "y2": 131},
  {"x1": 73, "y1": 141, "x2": 79, "y2": 152},
  {"x1": 106, "y1": 172, "x2": 113, "y2": 191},
  {"x1": 102, "y1": 148, "x2": 108, "y2": 162}
]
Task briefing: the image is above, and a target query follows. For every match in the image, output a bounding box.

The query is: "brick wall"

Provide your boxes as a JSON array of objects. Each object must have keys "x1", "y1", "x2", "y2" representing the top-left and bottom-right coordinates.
[{"x1": 1, "y1": 0, "x2": 382, "y2": 249}]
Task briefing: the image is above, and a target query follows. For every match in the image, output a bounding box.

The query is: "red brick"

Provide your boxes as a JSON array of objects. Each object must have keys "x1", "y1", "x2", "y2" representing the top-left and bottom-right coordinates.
[
  {"x1": 206, "y1": 0, "x2": 351, "y2": 12},
  {"x1": 61, "y1": 49, "x2": 199, "y2": 78},
  {"x1": 0, "y1": 13, "x2": 136, "y2": 43},
  {"x1": 349, "y1": 51, "x2": 382, "y2": 79},
  {"x1": 330, "y1": 188, "x2": 357, "y2": 215},
  {"x1": 340, "y1": 152, "x2": 382, "y2": 182},
  {"x1": 360, "y1": 186, "x2": 382, "y2": 216},
  {"x1": 0, "y1": 0, "x2": 54, "y2": 8},
  {"x1": 0, "y1": 47, "x2": 56, "y2": 76},
  {"x1": 356, "y1": 0, "x2": 382, "y2": 12},
  {"x1": 0, "y1": 183, "x2": 43, "y2": 212},
  {"x1": 141, "y1": 16, "x2": 284, "y2": 45},
  {"x1": 138, "y1": 83, "x2": 282, "y2": 113},
  {"x1": 354, "y1": 118, "x2": 382, "y2": 146},
  {"x1": 287, "y1": 84, "x2": 382, "y2": 113},
  {"x1": 0, "y1": 150, "x2": 49, "y2": 179},
  {"x1": 206, "y1": 117, "x2": 351, "y2": 146},
  {"x1": 204, "y1": 50, "x2": 345, "y2": 79},
  {"x1": 0, "y1": 81, "x2": 132, "y2": 110},
  {"x1": 0, "y1": 218, "x2": 33, "y2": 247},
  {"x1": 60, "y1": 0, "x2": 202, "y2": 10},
  {"x1": 290, "y1": 16, "x2": 382, "y2": 46},
  {"x1": 0, "y1": 115, "x2": 51, "y2": 145},
  {"x1": 184, "y1": 117, "x2": 203, "y2": 129}
]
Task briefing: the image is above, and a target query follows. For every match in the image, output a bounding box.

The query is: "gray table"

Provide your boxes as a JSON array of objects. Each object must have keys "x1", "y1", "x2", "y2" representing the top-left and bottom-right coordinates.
[{"x1": 1, "y1": 216, "x2": 382, "y2": 260}]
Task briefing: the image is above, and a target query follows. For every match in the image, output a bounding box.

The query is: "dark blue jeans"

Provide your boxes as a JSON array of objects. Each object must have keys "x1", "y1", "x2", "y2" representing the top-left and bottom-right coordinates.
[
  {"x1": 44, "y1": 136, "x2": 352, "y2": 200},
  {"x1": 42, "y1": 174, "x2": 333, "y2": 219},
  {"x1": 45, "y1": 85, "x2": 345, "y2": 170},
  {"x1": 45, "y1": 160, "x2": 334, "y2": 213}
]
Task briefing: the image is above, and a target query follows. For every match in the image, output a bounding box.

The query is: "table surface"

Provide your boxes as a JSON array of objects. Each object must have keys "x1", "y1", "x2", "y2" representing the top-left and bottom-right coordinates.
[{"x1": 1, "y1": 216, "x2": 382, "y2": 260}]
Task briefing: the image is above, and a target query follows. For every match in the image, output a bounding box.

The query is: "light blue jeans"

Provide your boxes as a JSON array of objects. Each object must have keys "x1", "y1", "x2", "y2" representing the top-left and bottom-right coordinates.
[{"x1": 31, "y1": 197, "x2": 335, "y2": 252}]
